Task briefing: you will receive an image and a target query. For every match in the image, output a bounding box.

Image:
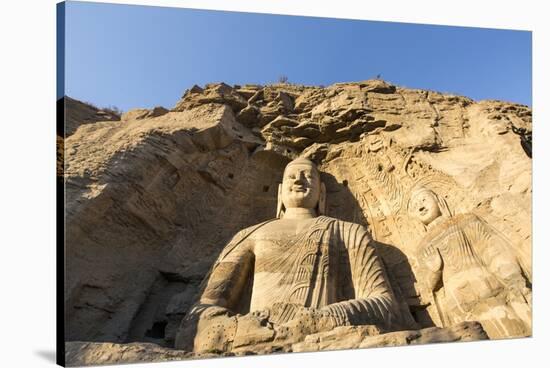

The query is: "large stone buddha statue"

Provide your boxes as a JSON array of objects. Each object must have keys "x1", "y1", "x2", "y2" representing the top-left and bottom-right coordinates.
[{"x1": 175, "y1": 158, "x2": 405, "y2": 353}]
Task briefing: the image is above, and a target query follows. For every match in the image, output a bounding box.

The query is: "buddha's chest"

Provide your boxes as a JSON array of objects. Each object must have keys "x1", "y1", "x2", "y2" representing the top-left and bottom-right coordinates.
[
  {"x1": 253, "y1": 234, "x2": 307, "y2": 272},
  {"x1": 252, "y1": 220, "x2": 319, "y2": 260},
  {"x1": 252, "y1": 229, "x2": 335, "y2": 280}
]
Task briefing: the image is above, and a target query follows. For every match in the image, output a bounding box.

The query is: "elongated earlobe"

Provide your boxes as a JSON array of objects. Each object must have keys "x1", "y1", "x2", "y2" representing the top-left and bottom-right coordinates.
[
  {"x1": 437, "y1": 196, "x2": 452, "y2": 218},
  {"x1": 276, "y1": 184, "x2": 284, "y2": 218},
  {"x1": 318, "y1": 182, "x2": 327, "y2": 216}
]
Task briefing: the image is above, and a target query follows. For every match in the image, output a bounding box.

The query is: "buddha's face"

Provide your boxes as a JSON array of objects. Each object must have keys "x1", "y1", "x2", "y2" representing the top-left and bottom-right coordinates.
[
  {"x1": 410, "y1": 190, "x2": 442, "y2": 225},
  {"x1": 281, "y1": 161, "x2": 321, "y2": 210}
]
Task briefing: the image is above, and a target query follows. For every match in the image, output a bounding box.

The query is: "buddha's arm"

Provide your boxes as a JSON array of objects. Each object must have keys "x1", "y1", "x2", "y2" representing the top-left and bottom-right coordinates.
[
  {"x1": 175, "y1": 236, "x2": 255, "y2": 351},
  {"x1": 199, "y1": 240, "x2": 254, "y2": 310},
  {"x1": 199, "y1": 244, "x2": 254, "y2": 310},
  {"x1": 321, "y1": 223, "x2": 396, "y2": 327}
]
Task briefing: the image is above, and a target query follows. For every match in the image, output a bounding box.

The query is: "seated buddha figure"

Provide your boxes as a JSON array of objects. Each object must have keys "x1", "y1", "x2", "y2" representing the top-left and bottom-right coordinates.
[{"x1": 175, "y1": 158, "x2": 406, "y2": 352}]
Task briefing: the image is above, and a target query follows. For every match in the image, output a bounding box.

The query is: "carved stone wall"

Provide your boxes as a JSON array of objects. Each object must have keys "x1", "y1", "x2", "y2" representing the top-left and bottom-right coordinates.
[{"x1": 63, "y1": 80, "x2": 531, "y2": 349}]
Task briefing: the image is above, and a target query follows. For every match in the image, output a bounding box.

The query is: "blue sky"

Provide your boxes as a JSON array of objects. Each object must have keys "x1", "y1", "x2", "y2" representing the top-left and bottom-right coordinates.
[{"x1": 62, "y1": 1, "x2": 532, "y2": 111}]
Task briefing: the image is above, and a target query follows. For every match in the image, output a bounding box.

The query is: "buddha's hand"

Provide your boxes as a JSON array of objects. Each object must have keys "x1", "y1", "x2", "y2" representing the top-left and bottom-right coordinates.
[
  {"x1": 274, "y1": 307, "x2": 339, "y2": 343},
  {"x1": 176, "y1": 304, "x2": 232, "y2": 351},
  {"x1": 507, "y1": 281, "x2": 532, "y2": 306},
  {"x1": 268, "y1": 302, "x2": 307, "y2": 325},
  {"x1": 522, "y1": 287, "x2": 532, "y2": 306},
  {"x1": 250, "y1": 308, "x2": 271, "y2": 322},
  {"x1": 419, "y1": 246, "x2": 443, "y2": 292},
  {"x1": 192, "y1": 307, "x2": 237, "y2": 354},
  {"x1": 194, "y1": 308, "x2": 279, "y2": 353},
  {"x1": 231, "y1": 312, "x2": 277, "y2": 349},
  {"x1": 294, "y1": 307, "x2": 337, "y2": 327},
  {"x1": 422, "y1": 245, "x2": 443, "y2": 273}
]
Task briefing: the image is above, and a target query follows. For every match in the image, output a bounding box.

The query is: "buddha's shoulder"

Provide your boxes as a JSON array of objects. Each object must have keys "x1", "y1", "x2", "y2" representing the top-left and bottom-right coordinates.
[
  {"x1": 233, "y1": 216, "x2": 325, "y2": 239},
  {"x1": 242, "y1": 216, "x2": 368, "y2": 239},
  {"x1": 319, "y1": 216, "x2": 370, "y2": 230},
  {"x1": 230, "y1": 220, "x2": 274, "y2": 241}
]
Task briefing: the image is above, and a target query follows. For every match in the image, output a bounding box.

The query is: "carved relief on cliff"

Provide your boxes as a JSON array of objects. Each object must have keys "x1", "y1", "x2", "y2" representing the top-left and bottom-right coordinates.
[{"x1": 62, "y1": 80, "x2": 531, "y2": 363}]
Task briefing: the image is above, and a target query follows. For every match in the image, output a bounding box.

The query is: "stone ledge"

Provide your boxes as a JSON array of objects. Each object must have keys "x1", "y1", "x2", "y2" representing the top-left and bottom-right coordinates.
[{"x1": 66, "y1": 321, "x2": 488, "y2": 366}]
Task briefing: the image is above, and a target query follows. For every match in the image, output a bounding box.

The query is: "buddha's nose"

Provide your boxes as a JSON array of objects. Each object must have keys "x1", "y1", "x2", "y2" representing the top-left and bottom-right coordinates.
[{"x1": 294, "y1": 172, "x2": 306, "y2": 183}]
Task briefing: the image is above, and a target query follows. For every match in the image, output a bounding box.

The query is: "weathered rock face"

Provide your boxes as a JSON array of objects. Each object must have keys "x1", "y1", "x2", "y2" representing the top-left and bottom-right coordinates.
[
  {"x1": 291, "y1": 321, "x2": 488, "y2": 352},
  {"x1": 121, "y1": 106, "x2": 169, "y2": 122},
  {"x1": 65, "y1": 342, "x2": 194, "y2": 367},
  {"x1": 63, "y1": 96, "x2": 121, "y2": 137},
  {"x1": 62, "y1": 79, "x2": 531, "y2": 363},
  {"x1": 57, "y1": 97, "x2": 122, "y2": 176},
  {"x1": 65, "y1": 321, "x2": 487, "y2": 366}
]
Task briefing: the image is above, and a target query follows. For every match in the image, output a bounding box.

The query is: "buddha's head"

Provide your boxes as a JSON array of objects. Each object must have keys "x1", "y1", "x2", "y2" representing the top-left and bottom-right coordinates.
[
  {"x1": 277, "y1": 158, "x2": 326, "y2": 217},
  {"x1": 408, "y1": 187, "x2": 443, "y2": 226}
]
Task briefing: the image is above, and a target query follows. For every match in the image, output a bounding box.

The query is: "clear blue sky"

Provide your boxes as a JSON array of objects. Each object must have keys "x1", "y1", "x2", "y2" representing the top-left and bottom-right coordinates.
[{"x1": 62, "y1": 1, "x2": 532, "y2": 111}]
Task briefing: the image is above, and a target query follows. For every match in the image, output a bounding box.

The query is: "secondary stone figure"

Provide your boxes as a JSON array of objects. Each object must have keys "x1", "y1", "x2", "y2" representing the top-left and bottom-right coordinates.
[
  {"x1": 175, "y1": 158, "x2": 408, "y2": 353},
  {"x1": 409, "y1": 186, "x2": 531, "y2": 339}
]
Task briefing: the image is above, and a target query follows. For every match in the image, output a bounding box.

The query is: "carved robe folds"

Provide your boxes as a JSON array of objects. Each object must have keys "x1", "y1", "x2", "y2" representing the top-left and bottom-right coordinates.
[
  {"x1": 176, "y1": 216, "x2": 404, "y2": 352},
  {"x1": 418, "y1": 213, "x2": 531, "y2": 339}
]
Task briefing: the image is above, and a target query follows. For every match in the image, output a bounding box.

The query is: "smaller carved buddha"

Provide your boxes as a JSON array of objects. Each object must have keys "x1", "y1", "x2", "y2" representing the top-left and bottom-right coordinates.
[{"x1": 408, "y1": 186, "x2": 531, "y2": 339}]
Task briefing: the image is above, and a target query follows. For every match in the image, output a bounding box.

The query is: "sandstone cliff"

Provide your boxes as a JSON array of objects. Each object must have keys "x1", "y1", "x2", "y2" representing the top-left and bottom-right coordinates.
[
  {"x1": 63, "y1": 96, "x2": 121, "y2": 136},
  {"x1": 61, "y1": 80, "x2": 531, "y2": 363}
]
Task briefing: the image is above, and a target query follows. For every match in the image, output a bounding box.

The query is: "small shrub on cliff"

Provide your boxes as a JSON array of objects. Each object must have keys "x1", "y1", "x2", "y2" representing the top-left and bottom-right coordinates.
[{"x1": 278, "y1": 75, "x2": 289, "y2": 84}]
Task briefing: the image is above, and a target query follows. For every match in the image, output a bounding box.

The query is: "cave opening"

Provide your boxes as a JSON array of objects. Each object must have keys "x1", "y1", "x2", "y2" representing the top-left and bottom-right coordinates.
[{"x1": 145, "y1": 321, "x2": 167, "y2": 339}]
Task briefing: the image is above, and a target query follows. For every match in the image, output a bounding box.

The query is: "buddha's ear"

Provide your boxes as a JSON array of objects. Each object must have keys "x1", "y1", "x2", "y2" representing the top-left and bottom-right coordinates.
[
  {"x1": 276, "y1": 183, "x2": 285, "y2": 218},
  {"x1": 436, "y1": 194, "x2": 452, "y2": 218},
  {"x1": 318, "y1": 182, "x2": 327, "y2": 216}
]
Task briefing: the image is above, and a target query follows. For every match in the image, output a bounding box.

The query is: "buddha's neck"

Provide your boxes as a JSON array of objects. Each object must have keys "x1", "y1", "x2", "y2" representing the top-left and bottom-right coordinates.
[
  {"x1": 283, "y1": 208, "x2": 317, "y2": 220},
  {"x1": 426, "y1": 215, "x2": 446, "y2": 231}
]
